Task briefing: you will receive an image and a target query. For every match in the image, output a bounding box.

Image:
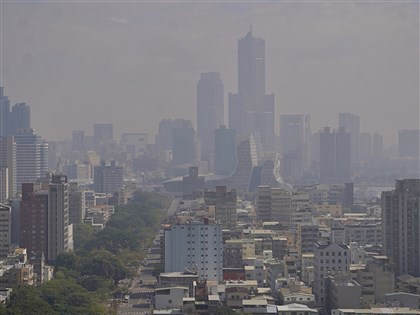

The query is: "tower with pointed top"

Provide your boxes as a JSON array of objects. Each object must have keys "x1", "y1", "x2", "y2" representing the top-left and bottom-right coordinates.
[{"x1": 229, "y1": 29, "x2": 275, "y2": 150}]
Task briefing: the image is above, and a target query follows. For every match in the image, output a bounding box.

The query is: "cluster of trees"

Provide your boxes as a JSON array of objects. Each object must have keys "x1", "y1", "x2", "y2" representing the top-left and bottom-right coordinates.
[{"x1": 2, "y1": 191, "x2": 171, "y2": 315}]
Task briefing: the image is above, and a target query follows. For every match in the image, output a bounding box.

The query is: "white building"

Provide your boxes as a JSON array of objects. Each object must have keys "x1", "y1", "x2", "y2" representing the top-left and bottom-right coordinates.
[
  {"x1": 154, "y1": 286, "x2": 188, "y2": 310},
  {"x1": 313, "y1": 242, "x2": 350, "y2": 307},
  {"x1": 164, "y1": 221, "x2": 223, "y2": 282}
]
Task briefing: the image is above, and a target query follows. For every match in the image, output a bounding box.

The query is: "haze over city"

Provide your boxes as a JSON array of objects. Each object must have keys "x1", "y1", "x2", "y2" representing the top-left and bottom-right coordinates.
[{"x1": 2, "y1": 1, "x2": 419, "y2": 145}]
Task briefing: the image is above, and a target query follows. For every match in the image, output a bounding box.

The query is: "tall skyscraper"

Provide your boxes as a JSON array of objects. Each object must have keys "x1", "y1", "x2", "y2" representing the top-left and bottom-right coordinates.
[
  {"x1": 14, "y1": 129, "x2": 48, "y2": 192},
  {"x1": 338, "y1": 113, "x2": 360, "y2": 164},
  {"x1": 382, "y1": 179, "x2": 420, "y2": 276},
  {"x1": 214, "y1": 126, "x2": 236, "y2": 176},
  {"x1": 320, "y1": 127, "x2": 351, "y2": 183},
  {"x1": 156, "y1": 119, "x2": 193, "y2": 151},
  {"x1": 197, "y1": 72, "x2": 224, "y2": 157},
  {"x1": 172, "y1": 124, "x2": 195, "y2": 165},
  {"x1": 279, "y1": 114, "x2": 311, "y2": 178},
  {"x1": 72, "y1": 130, "x2": 85, "y2": 151},
  {"x1": 0, "y1": 87, "x2": 11, "y2": 138},
  {"x1": 11, "y1": 103, "x2": 31, "y2": 134},
  {"x1": 48, "y1": 175, "x2": 72, "y2": 261},
  {"x1": 93, "y1": 123, "x2": 113, "y2": 149},
  {"x1": 229, "y1": 28, "x2": 275, "y2": 150},
  {"x1": 0, "y1": 168, "x2": 8, "y2": 203},
  {"x1": 398, "y1": 129, "x2": 420, "y2": 158}
]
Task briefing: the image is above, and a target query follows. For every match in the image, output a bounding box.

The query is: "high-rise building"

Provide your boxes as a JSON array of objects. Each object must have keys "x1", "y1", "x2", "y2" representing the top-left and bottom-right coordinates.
[
  {"x1": 214, "y1": 126, "x2": 236, "y2": 176},
  {"x1": 359, "y1": 132, "x2": 372, "y2": 160},
  {"x1": 298, "y1": 224, "x2": 319, "y2": 257},
  {"x1": 164, "y1": 221, "x2": 223, "y2": 282},
  {"x1": 256, "y1": 186, "x2": 271, "y2": 222},
  {"x1": 0, "y1": 87, "x2": 11, "y2": 138},
  {"x1": 93, "y1": 123, "x2": 113, "y2": 149},
  {"x1": 48, "y1": 175, "x2": 72, "y2": 261},
  {"x1": 11, "y1": 103, "x2": 30, "y2": 134},
  {"x1": 0, "y1": 168, "x2": 8, "y2": 203},
  {"x1": 20, "y1": 183, "x2": 49, "y2": 257},
  {"x1": 398, "y1": 129, "x2": 420, "y2": 158},
  {"x1": 0, "y1": 137, "x2": 16, "y2": 198},
  {"x1": 382, "y1": 179, "x2": 420, "y2": 276},
  {"x1": 372, "y1": 133, "x2": 384, "y2": 159},
  {"x1": 338, "y1": 113, "x2": 360, "y2": 164},
  {"x1": 14, "y1": 129, "x2": 48, "y2": 192},
  {"x1": 72, "y1": 130, "x2": 85, "y2": 151},
  {"x1": 271, "y1": 188, "x2": 292, "y2": 228},
  {"x1": 172, "y1": 124, "x2": 195, "y2": 166},
  {"x1": 215, "y1": 186, "x2": 237, "y2": 230},
  {"x1": 280, "y1": 114, "x2": 311, "y2": 177},
  {"x1": 229, "y1": 28, "x2": 275, "y2": 150},
  {"x1": 0, "y1": 204, "x2": 11, "y2": 258},
  {"x1": 313, "y1": 242, "x2": 350, "y2": 307},
  {"x1": 156, "y1": 119, "x2": 193, "y2": 151},
  {"x1": 320, "y1": 127, "x2": 351, "y2": 184},
  {"x1": 93, "y1": 160, "x2": 124, "y2": 194},
  {"x1": 120, "y1": 133, "x2": 148, "y2": 158},
  {"x1": 68, "y1": 182, "x2": 86, "y2": 225},
  {"x1": 197, "y1": 72, "x2": 224, "y2": 157}
]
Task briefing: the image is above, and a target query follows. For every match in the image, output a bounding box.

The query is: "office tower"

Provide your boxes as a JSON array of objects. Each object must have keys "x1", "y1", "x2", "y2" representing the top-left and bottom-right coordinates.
[
  {"x1": 164, "y1": 221, "x2": 223, "y2": 282},
  {"x1": 0, "y1": 204, "x2": 11, "y2": 257},
  {"x1": 0, "y1": 168, "x2": 8, "y2": 203},
  {"x1": 372, "y1": 133, "x2": 384, "y2": 159},
  {"x1": 14, "y1": 129, "x2": 48, "y2": 192},
  {"x1": 359, "y1": 132, "x2": 372, "y2": 160},
  {"x1": 48, "y1": 175, "x2": 72, "y2": 261},
  {"x1": 197, "y1": 72, "x2": 224, "y2": 157},
  {"x1": 120, "y1": 133, "x2": 148, "y2": 158},
  {"x1": 320, "y1": 127, "x2": 351, "y2": 184},
  {"x1": 338, "y1": 113, "x2": 360, "y2": 164},
  {"x1": 156, "y1": 119, "x2": 193, "y2": 151},
  {"x1": 256, "y1": 186, "x2": 271, "y2": 222},
  {"x1": 280, "y1": 114, "x2": 311, "y2": 177},
  {"x1": 0, "y1": 137, "x2": 15, "y2": 198},
  {"x1": 93, "y1": 160, "x2": 124, "y2": 194},
  {"x1": 68, "y1": 182, "x2": 85, "y2": 225},
  {"x1": 0, "y1": 87, "x2": 11, "y2": 138},
  {"x1": 313, "y1": 242, "x2": 350, "y2": 307},
  {"x1": 72, "y1": 130, "x2": 85, "y2": 151},
  {"x1": 382, "y1": 179, "x2": 420, "y2": 276},
  {"x1": 11, "y1": 103, "x2": 30, "y2": 134},
  {"x1": 214, "y1": 186, "x2": 237, "y2": 230},
  {"x1": 172, "y1": 123, "x2": 195, "y2": 165},
  {"x1": 214, "y1": 126, "x2": 236, "y2": 176},
  {"x1": 398, "y1": 129, "x2": 420, "y2": 158},
  {"x1": 93, "y1": 123, "x2": 113, "y2": 148},
  {"x1": 229, "y1": 28, "x2": 275, "y2": 150},
  {"x1": 20, "y1": 183, "x2": 49, "y2": 257}
]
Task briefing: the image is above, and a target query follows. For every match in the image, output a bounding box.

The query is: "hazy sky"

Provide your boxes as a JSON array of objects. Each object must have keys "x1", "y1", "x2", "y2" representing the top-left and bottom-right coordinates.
[{"x1": 2, "y1": 1, "x2": 419, "y2": 145}]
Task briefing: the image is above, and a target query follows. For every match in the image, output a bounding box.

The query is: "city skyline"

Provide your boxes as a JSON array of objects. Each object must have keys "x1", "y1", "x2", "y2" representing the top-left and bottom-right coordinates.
[{"x1": 2, "y1": 2, "x2": 418, "y2": 145}]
